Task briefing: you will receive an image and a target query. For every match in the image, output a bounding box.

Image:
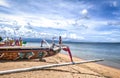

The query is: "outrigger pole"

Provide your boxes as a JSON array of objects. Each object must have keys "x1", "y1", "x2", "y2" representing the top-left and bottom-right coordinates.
[{"x1": 0, "y1": 59, "x2": 103, "y2": 75}]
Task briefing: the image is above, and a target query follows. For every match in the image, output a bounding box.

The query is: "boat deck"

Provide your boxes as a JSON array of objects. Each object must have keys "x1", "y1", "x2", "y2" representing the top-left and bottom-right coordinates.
[
  {"x1": 0, "y1": 46, "x2": 51, "y2": 53},
  {"x1": 0, "y1": 46, "x2": 49, "y2": 49}
]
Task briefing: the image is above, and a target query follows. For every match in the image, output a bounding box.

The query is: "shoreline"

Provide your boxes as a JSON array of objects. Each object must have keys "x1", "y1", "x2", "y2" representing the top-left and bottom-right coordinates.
[
  {"x1": 97, "y1": 61, "x2": 120, "y2": 70},
  {"x1": 69, "y1": 54, "x2": 120, "y2": 70},
  {"x1": 0, "y1": 53, "x2": 120, "y2": 78}
]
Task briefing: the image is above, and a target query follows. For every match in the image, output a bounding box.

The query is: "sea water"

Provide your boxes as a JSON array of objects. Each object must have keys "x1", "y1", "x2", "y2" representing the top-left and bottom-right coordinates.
[
  {"x1": 26, "y1": 41, "x2": 120, "y2": 69},
  {"x1": 63, "y1": 42, "x2": 120, "y2": 69}
]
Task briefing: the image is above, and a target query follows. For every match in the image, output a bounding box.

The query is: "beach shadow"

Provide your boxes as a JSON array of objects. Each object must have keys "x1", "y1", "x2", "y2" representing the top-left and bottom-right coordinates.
[
  {"x1": 42, "y1": 68, "x2": 104, "y2": 77},
  {"x1": 0, "y1": 59, "x2": 56, "y2": 64},
  {"x1": 0, "y1": 59, "x2": 36, "y2": 63}
]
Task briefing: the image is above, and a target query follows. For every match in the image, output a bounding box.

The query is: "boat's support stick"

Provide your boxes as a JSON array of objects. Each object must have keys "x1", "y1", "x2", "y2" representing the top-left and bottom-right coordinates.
[{"x1": 0, "y1": 59, "x2": 103, "y2": 75}]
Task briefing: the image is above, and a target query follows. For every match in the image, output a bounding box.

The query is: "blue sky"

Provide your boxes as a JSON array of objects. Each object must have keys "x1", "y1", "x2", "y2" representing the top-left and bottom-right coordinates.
[{"x1": 0, "y1": 0, "x2": 120, "y2": 42}]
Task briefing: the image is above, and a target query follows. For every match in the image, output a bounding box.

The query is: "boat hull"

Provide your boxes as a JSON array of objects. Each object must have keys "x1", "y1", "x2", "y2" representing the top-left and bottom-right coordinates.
[{"x1": 0, "y1": 46, "x2": 61, "y2": 60}]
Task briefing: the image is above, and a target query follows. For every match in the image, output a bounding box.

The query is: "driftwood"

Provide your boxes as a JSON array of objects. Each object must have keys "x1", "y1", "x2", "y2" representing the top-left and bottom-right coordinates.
[{"x1": 0, "y1": 59, "x2": 103, "y2": 75}]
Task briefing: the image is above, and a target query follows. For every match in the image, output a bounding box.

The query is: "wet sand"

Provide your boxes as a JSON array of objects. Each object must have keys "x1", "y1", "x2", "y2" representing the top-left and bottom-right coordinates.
[{"x1": 0, "y1": 53, "x2": 120, "y2": 78}]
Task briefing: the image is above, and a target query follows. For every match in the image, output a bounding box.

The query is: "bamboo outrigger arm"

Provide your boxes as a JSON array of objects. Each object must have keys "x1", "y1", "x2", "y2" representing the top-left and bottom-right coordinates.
[{"x1": 0, "y1": 59, "x2": 103, "y2": 75}]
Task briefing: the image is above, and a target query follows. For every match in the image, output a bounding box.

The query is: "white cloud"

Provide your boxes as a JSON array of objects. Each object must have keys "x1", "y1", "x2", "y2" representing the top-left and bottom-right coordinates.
[
  {"x1": 0, "y1": 15, "x2": 28, "y2": 26},
  {"x1": 0, "y1": 0, "x2": 10, "y2": 7},
  {"x1": 29, "y1": 17, "x2": 69, "y2": 29},
  {"x1": 107, "y1": 21, "x2": 120, "y2": 26},
  {"x1": 108, "y1": 1, "x2": 118, "y2": 7},
  {"x1": 60, "y1": 33, "x2": 85, "y2": 40},
  {"x1": 70, "y1": 33, "x2": 85, "y2": 40},
  {"x1": 106, "y1": 37, "x2": 118, "y2": 42},
  {"x1": 112, "y1": 1, "x2": 117, "y2": 7},
  {"x1": 1, "y1": 12, "x2": 119, "y2": 42},
  {"x1": 81, "y1": 9, "x2": 88, "y2": 15}
]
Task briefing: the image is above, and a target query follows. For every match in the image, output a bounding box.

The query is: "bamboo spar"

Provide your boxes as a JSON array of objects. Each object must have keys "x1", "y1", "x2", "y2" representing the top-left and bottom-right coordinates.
[{"x1": 0, "y1": 59, "x2": 103, "y2": 75}]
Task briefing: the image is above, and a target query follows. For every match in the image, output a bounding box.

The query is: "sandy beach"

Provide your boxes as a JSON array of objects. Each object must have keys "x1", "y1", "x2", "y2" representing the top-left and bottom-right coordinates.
[{"x1": 0, "y1": 53, "x2": 120, "y2": 78}]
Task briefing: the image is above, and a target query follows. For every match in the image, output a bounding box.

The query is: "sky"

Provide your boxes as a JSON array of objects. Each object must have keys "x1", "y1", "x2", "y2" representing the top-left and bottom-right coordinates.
[{"x1": 0, "y1": 0, "x2": 120, "y2": 42}]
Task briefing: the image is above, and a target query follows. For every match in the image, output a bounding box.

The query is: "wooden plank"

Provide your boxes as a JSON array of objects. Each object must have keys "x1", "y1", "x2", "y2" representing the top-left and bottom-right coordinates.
[{"x1": 0, "y1": 59, "x2": 103, "y2": 75}]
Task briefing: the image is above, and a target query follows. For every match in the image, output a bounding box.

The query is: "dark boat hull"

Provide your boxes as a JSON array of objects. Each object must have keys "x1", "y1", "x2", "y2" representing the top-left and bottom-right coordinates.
[{"x1": 0, "y1": 46, "x2": 61, "y2": 60}]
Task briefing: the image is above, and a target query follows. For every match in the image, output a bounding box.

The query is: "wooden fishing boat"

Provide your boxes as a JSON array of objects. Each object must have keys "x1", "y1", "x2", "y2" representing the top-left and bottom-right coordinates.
[
  {"x1": 0, "y1": 36, "x2": 74, "y2": 62},
  {"x1": 0, "y1": 45, "x2": 61, "y2": 60},
  {"x1": 0, "y1": 37, "x2": 62, "y2": 61}
]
